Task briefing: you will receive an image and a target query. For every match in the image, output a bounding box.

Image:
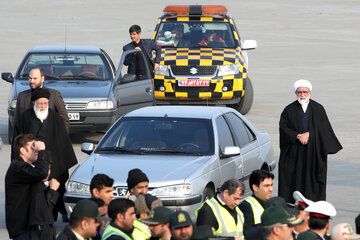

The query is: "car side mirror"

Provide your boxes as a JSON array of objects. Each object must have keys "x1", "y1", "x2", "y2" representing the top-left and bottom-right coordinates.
[
  {"x1": 119, "y1": 74, "x2": 136, "y2": 84},
  {"x1": 220, "y1": 146, "x2": 241, "y2": 158},
  {"x1": 81, "y1": 142, "x2": 95, "y2": 155},
  {"x1": 242, "y1": 40, "x2": 257, "y2": 50},
  {"x1": 2, "y1": 72, "x2": 14, "y2": 83}
]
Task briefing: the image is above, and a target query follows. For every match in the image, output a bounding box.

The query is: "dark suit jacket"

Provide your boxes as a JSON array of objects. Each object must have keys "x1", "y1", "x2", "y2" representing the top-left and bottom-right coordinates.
[
  {"x1": 15, "y1": 87, "x2": 70, "y2": 132},
  {"x1": 56, "y1": 226, "x2": 78, "y2": 240},
  {"x1": 123, "y1": 39, "x2": 161, "y2": 74},
  {"x1": 5, "y1": 151, "x2": 53, "y2": 238}
]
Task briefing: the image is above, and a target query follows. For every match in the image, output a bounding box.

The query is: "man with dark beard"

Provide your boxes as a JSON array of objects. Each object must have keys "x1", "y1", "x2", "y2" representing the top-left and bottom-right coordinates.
[
  {"x1": 278, "y1": 79, "x2": 342, "y2": 203},
  {"x1": 15, "y1": 66, "x2": 69, "y2": 132},
  {"x1": 13, "y1": 88, "x2": 78, "y2": 223}
]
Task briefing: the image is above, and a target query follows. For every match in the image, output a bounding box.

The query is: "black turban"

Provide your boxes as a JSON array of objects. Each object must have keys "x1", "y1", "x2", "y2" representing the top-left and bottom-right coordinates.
[
  {"x1": 31, "y1": 88, "x2": 50, "y2": 101},
  {"x1": 127, "y1": 168, "x2": 149, "y2": 190}
]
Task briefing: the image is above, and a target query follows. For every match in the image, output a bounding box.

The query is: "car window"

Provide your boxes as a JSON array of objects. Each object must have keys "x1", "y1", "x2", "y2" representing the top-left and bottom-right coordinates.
[
  {"x1": 98, "y1": 117, "x2": 214, "y2": 155},
  {"x1": 215, "y1": 116, "x2": 235, "y2": 152},
  {"x1": 224, "y1": 112, "x2": 253, "y2": 147},
  {"x1": 118, "y1": 50, "x2": 152, "y2": 82},
  {"x1": 155, "y1": 21, "x2": 236, "y2": 48},
  {"x1": 19, "y1": 53, "x2": 112, "y2": 80}
]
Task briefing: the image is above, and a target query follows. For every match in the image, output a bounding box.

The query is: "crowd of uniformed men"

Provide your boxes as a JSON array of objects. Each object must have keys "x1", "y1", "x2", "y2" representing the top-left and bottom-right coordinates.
[{"x1": 55, "y1": 169, "x2": 360, "y2": 240}]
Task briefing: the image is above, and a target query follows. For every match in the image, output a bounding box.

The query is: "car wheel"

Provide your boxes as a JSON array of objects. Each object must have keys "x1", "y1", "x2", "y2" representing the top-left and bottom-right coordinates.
[
  {"x1": 202, "y1": 186, "x2": 215, "y2": 202},
  {"x1": 8, "y1": 119, "x2": 13, "y2": 144},
  {"x1": 230, "y1": 77, "x2": 254, "y2": 115}
]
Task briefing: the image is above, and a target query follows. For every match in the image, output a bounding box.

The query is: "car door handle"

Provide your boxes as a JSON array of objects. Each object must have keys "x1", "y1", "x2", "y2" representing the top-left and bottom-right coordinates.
[{"x1": 145, "y1": 87, "x2": 152, "y2": 93}]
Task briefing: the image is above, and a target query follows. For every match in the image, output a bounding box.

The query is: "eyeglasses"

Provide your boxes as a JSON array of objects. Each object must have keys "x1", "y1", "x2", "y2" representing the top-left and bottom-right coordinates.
[{"x1": 296, "y1": 91, "x2": 310, "y2": 95}]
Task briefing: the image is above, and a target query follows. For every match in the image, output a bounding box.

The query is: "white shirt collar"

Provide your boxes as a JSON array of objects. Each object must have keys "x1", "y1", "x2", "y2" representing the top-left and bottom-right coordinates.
[
  {"x1": 71, "y1": 229, "x2": 86, "y2": 240},
  {"x1": 302, "y1": 100, "x2": 309, "y2": 112},
  {"x1": 216, "y1": 193, "x2": 226, "y2": 205}
]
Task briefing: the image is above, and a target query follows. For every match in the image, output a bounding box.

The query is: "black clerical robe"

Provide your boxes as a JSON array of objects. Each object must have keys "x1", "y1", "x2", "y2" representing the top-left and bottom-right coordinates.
[
  {"x1": 13, "y1": 108, "x2": 77, "y2": 179},
  {"x1": 278, "y1": 100, "x2": 342, "y2": 202}
]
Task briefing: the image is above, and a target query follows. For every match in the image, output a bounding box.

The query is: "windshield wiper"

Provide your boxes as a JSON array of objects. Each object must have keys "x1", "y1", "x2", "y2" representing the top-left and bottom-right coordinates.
[
  {"x1": 70, "y1": 75, "x2": 101, "y2": 80},
  {"x1": 18, "y1": 73, "x2": 29, "y2": 78},
  {"x1": 142, "y1": 148, "x2": 202, "y2": 156},
  {"x1": 94, "y1": 147, "x2": 144, "y2": 155},
  {"x1": 44, "y1": 74, "x2": 61, "y2": 80}
]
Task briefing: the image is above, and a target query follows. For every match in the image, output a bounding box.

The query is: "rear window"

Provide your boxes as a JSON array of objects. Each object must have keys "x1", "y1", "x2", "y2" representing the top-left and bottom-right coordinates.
[
  {"x1": 18, "y1": 53, "x2": 112, "y2": 80},
  {"x1": 155, "y1": 21, "x2": 236, "y2": 48}
]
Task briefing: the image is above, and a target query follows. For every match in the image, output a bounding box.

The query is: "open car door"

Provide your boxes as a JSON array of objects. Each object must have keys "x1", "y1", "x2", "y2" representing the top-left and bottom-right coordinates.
[{"x1": 113, "y1": 49, "x2": 154, "y2": 116}]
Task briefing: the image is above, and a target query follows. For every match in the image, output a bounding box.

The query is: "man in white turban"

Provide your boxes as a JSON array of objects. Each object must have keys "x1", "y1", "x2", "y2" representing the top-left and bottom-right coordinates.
[{"x1": 278, "y1": 80, "x2": 342, "y2": 202}]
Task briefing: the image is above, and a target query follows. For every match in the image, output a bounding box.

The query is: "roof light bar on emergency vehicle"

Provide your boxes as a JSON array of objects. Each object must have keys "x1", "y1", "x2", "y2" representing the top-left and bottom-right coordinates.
[{"x1": 163, "y1": 5, "x2": 228, "y2": 16}]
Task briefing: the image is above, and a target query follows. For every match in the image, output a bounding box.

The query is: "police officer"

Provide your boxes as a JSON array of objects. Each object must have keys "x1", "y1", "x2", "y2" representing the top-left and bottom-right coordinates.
[
  {"x1": 196, "y1": 179, "x2": 245, "y2": 239},
  {"x1": 300, "y1": 200, "x2": 336, "y2": 240},
  {"x1": 239, "y1": 170, "x2": 274, "y2": 233},
  {"x1": 292, "y1": 191, "x2": 314, "y2": 236},
  {"x1": 133, "y1": 194, "x2": 163, "y2": 240},
  {"x1": 261, "y1": 205, "x2": 303, "y2": 240}
]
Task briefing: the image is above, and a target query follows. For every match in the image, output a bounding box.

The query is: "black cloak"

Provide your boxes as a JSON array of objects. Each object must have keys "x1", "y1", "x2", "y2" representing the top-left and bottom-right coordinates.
[
  {"x1": 13, "y1": 108, "x2": 77, "y2": 179},
  {"x1": 278, "y1": 100, "x2": 342, "y2": 202}
]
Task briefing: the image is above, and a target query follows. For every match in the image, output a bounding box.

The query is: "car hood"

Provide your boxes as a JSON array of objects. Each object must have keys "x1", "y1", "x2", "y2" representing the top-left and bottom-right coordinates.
[
  {"x1": 160, "y1": 47, "x2": 244, "y2": 65},
  {"x1": 70, "y1": 153, "x2": 215, "y2": 187},
  {"x1": 14, "y1": 79, "x2": 112, "y2": 98}
]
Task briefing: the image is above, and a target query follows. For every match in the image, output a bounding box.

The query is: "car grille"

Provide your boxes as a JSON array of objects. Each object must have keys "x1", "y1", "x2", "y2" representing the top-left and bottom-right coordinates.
[
  {"x1": 65, "y1": 102, "x2": 87, "y2": 110},
  {"x1": 174, "y1": 83, "x2": 216, "y2": 92},
  {"x1": 114, "y1": 186, "x2": 154, "y2": 197},
  {"x1": 171, "y1": 65, "x2": 217, "y2": 77}
]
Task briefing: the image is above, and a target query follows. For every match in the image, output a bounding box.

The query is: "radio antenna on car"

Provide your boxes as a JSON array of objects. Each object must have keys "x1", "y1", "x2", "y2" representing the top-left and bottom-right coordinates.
[{"x1": 64, "y1": 24, "x2": 67, "y2": 54}]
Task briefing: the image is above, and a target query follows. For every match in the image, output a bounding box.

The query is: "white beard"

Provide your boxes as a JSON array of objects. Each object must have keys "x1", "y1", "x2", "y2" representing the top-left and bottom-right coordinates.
[
  {"x1": 297, "y1": 96, "x2": 309, "y2": 105},
  {"x1": 34, "y1": 105, "x2": 49, "y2": 122}
]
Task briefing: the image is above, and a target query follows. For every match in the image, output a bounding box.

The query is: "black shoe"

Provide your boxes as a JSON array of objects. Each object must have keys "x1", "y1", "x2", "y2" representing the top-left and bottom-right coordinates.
[{"x1": 62, "y1": 214, "x2": 69, "y2": 222}]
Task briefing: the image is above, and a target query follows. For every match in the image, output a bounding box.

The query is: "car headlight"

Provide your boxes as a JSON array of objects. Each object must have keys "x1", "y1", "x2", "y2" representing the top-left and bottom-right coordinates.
[
  {"x1": 218, "y1": 64, "x2": 240, "y2": 76},
  {"x1": 9, "y1": 99, "x2": 17, "y2": 109},
  {"x1": 67, "y1": 181, "x2": 90, "y2": 194},
  {"x1": 152, "y1": 184, "x2": 192, "y2": 197},
  {"x1": 155, "y1": 65, "x2": 169, "y2": 76},
  {"x1": 87, "y1": 100, "x2": 114, "y2": 109}
]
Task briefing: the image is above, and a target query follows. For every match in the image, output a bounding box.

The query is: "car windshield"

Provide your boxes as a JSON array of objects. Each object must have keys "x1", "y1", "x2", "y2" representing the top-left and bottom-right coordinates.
[
  {"x1": 155, "y1": 21, "x2": 237, "y2": 48},
  {"x1": 97, "y1": 117, "x2": 214, "y2": 155},
  {"x1": 17, "y1": 53, "x2": 112, "y2": 80}
]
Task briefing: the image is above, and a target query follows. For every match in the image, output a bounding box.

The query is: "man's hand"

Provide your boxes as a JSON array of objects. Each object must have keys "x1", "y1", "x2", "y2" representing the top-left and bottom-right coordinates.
[
  {"x1": 297, "y1": 132, "x2": 309, "y2": 145},
  {"x1": 133, "y1": 47, "x2": 141, "y2": 55},
  {"x1": 154, "y1": 63, "x2": 159, "y2": 71},
  {"x1": 49, "y1": 178, "x2": 60, "y2": 191},
  {"x1": 34, "y1": 140, "x2": 46, "y2": 151},
  {"x1": 234, "y1": 236, "x2": 243, "y2": 240}
]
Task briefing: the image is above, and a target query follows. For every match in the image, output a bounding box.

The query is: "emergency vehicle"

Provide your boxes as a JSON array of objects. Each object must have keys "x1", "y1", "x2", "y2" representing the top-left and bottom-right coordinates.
[{"x1": 152, "y1": 5, "x2": 257, "y2": 114}]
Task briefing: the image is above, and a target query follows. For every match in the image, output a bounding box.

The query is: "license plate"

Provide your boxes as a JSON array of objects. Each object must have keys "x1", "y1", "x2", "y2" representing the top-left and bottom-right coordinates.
[
  {"x1": 68, "y1": 112, "x2": 80, "y2": 121},
  {"x1": 178, "y1": 79, "x2": 210, "y2": 87}
]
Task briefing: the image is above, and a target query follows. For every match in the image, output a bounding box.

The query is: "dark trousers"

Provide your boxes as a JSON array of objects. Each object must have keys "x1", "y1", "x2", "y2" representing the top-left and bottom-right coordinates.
[
  {"x1": 53, "y1": 171, "x2": 69, "y2": 220},
  {"x1": 13, "y1": 229, "x2": 41, "y2": 240}
]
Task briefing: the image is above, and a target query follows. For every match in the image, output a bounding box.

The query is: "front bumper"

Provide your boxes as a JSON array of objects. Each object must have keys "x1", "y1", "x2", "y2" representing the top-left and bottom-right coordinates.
[
  {"x1": 153, "y1": 73, "x2": 245, "y2": 105},
  {"x1": 64, "y1": 192, "x2": 202, "y2": 217},
  {"x1": 68, "y1": 108, "x2": 119, "y2": 131}
]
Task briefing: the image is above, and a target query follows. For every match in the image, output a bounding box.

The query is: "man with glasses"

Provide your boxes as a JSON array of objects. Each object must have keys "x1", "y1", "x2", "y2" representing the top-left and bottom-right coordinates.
[
  {"x1": 196, "y1": 179, "x2": 245, "y2": 239},
  {"x1": 278, "y1": 79, "x2": 342, "y2": 203}
]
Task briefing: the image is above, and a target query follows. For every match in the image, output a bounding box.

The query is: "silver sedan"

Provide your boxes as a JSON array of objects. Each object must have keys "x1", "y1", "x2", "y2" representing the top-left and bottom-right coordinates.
[{"x1": 64, "y1": 106, "x2": 276, "y2": 216}]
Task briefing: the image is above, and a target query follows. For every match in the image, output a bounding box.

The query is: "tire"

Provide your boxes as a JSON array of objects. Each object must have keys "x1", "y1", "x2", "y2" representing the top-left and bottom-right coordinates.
[
  {"x1": 202, "y1": 186, "x2": 215, "y2": 202},
  {"x1": 8, "y1": 119, "x2": 13, "y2": 144},
  {"x1": 231, "y1": 77, "x2": 254, "y2": 115}
]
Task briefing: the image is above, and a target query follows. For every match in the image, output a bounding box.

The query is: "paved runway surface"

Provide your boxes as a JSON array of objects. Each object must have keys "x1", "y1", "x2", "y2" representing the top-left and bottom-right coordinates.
[{"x1": 0, "y1": 0, "x2": 359, "y2": 238}]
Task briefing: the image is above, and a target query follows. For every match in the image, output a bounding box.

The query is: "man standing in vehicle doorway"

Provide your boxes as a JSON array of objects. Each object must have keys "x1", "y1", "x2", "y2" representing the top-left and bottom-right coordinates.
[{"x1": 123, "y1": 24, "x2": 161, "y2": 79}]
